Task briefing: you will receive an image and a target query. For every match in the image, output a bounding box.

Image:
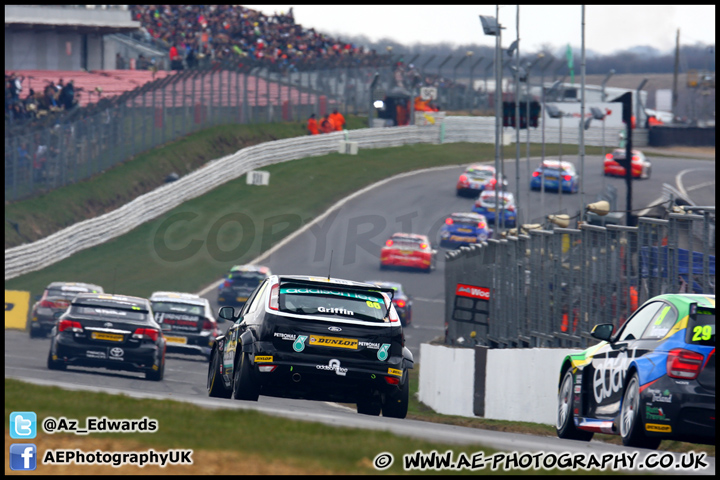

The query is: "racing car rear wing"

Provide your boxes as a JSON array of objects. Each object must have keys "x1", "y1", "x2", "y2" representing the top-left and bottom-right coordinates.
[{"x1": 277, "y1": 277, "x2": 396, "y2": 306}]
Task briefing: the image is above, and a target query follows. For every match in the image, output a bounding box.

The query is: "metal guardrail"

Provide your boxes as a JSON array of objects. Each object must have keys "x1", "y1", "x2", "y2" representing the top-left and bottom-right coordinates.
[{"x1": 445, "y1": 213, "x2": 715, "y2": 349}]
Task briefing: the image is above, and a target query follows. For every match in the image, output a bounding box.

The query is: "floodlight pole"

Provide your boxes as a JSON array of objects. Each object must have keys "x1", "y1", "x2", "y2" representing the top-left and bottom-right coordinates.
[
  {"x1": 494, "y1": 7, "x2": 503, "y2": 238},
  {"x1": 579, "y1": 5, "x2": 586, "y2": 224},
  {"x1": 514, "y1": 5, "x2": 521, "y2": 227}
]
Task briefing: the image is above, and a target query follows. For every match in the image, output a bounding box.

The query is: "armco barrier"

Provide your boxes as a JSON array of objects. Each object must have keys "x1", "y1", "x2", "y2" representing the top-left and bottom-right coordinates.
[
  {"x1": 419, "y1": 343, "x2": 582, "y2": 425},
  {"x1": 5, "y1": 117, "x2": 647, "y2": 280}
]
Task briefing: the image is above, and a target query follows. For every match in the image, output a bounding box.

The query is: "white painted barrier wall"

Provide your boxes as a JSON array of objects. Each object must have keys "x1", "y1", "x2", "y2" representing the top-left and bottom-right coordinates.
[
  {"x1": 484, "y1": 348, "x2": 583, "y2": 425},
  {"x1": 418, "y1": 343, "x2": 475, "y2": 417},
  {"x1": 419, "y1": 343, "x2": 583, "y2": 425}
]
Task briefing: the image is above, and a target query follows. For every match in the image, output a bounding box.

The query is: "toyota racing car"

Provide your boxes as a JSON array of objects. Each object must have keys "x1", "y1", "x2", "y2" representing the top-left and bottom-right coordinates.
[
  {"x1": 29, "y1": 282, "x2": 104, "y2": 338},
  {"x1": 380, "y1": 233, "x2": 437, "y2": 273},
  {"x1": 47, "y1": 293, "x2": 166, "y2": 381},
  {"x1": 556, "y1": 294, "x2": 715, "y2": 449},
  {"x1": 207, "y1": 275, "x2": 413, "y2": 418},
  {"x1": 150, "y1": 291, "x2": 223, "y2": 360}
]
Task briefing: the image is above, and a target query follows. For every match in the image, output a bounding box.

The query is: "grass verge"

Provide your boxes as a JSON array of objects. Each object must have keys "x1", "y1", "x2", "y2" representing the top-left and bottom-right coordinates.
[{"x1": 4, "y1": 378, "x2": 615, "y2": 475}]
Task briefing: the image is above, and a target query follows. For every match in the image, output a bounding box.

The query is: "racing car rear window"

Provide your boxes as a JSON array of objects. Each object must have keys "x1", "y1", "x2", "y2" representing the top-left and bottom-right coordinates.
[
  {"x1": 151, "y1": 302, "x2": 204, "y2": 316},
  {"x1": 451, "y1": 217, "x2": 480, "y2": 227},
  {"x1": 687, "y1": 308, "x2": 715, "y2": 347},
  {"x1": 279, "y1": 284, "x2": 389, "y2": 323},
  {"x1": 47, "y1": 287, "x2": 92, "y2": 299},
  {"x1": 467, "y1": 169, "x2": 493, "y2": 179},
  {"x1": 228, "y1": 273, "x2": 265, "y2": 287},
  {"x1": 70, "y1": 305, "x2": 148, "y2": 322}
]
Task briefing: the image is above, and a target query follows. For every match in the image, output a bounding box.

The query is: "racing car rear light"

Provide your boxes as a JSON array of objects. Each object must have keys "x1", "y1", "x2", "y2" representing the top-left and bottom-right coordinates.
[
  {"x1": 58, "y1": 319, "x2": 82, "y2": 333},
  {"x1": 458, "y1": 174, "x2": 468, "y2": 183},
  {"x1": 222, "y1": 280, "x2": 231, "y2": 288},
  {"x1": 667, "y1": 348, "x2": 704, "y2": 379},
  {"x1": 564, "y1": 175, "x2": 572, "y2": 181},
  {"x1": 420, "y1": 243, "x2": 428, "y2": 250},
  {"x1": 258, "y1": 365, "x2": 277, "y2": 373},
  {"x1": 532, "y1": 171, "x2": 540, "y2": 177},
  {"x1": 478, "y1": 221, "x2": 486, "y2": 229},
  {"x1": 388, "y1": 306, "x2": 400, "y2": 323},
  {"x1": 394, "y1": 299, "x2": 406, "y2": 308},
  {"x1": 201, "y1": 319, "x2": 214, "y2": 330},
  {"x1": 384, "y1": 376, "x2": 400, "y2": 385},
  {"x1": 133, "y1": 328, "x2": 159, "y2": 342},
  {"x1": 385, "y1": 239, "x2": 394, "y2": 247},
  {"x1": 40, "y1": 299, "x2": 67, "y2": 309},
  {"x1": 269, "y1": 283, "x2": 279, "y2": 311},
  {"x1": 445, "y1": 218, "x2": 453, "y2": 225},
  {"x1": 606, "y1": 153, "x2": 613, "y2": 160},
  {"x1": 632, "y1": 156, "x2": 639, "y2": 162}
]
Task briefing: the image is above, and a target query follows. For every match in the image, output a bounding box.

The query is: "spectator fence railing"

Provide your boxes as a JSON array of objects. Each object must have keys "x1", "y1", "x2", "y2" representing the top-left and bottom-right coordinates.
[{"x1": 444, "y1": 211, "x2": 715, "y2": 350}]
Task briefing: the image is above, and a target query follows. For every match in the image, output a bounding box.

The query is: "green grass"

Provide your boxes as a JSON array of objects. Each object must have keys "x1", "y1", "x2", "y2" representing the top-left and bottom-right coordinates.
[{"x1": 5, "y1": 378, "x2": 616, "y2": 474}]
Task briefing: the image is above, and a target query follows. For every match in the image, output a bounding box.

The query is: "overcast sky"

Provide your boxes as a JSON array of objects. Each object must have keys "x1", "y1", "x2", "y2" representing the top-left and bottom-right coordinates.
[{"x1": 243, "y1": 5, "x2": 715, "y2": 56}]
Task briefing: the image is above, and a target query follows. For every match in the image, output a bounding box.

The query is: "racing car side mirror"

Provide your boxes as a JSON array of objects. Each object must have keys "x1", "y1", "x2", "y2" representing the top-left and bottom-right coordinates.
[
  {"x1": 590, "y1": 323, "x2": 614, "y2": 342},
  {"x1": 218, "y1": 306, "x2": 235, "y2": 321}
]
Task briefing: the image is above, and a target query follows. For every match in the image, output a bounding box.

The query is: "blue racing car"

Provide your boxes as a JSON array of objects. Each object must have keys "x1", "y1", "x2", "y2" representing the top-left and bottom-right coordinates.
[
  {"x1": 530, "y1": 159, "x2": 579, "y2": 194},
  {"x1": 439, "y1": 212, "x2": 492, "y2": 248},
  {"x1": 472, "y1": 190, "x2": 516, "y2": 228}
]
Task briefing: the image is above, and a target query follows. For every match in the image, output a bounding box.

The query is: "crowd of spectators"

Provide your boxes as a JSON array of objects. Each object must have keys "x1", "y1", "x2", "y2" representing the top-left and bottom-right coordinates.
[
  {"x1": 5, "y1": 72, "x2": 79, "y2": 124},
  {"x1": 129, "y1": 5, "x2": 391, "y2": 72}
]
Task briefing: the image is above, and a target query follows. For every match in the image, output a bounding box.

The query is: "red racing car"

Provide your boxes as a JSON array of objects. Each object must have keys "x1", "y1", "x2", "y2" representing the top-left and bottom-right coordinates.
[
  {"x1": 380, "y1": 233, "x2": 437, "y2": 273},
  {"x1": 604, "y1": 149, "x2": 651, "y2": 179}
]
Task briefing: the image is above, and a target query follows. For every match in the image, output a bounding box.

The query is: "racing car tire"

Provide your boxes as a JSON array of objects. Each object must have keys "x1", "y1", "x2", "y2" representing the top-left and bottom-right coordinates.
[
  {"x1": 356, "y1": 397, "x2": 382, "y2": 416},
  {"x1": 382, "y1": 372, "x2": 409, "y2": 419},
  {"x1": 146, "y1": 355, "x2": 165, "y2": 381},
  {"x1": 556, "y1": 369, "x2": 593, "y2": 441},
  {"x1": 47, "y1": 350, "x2": 66, "y2": 371},
  {"x1": 232, "y1": 352, "x2": 259, "y2": 401},
  {"x1": 620, "y1": 372, "x2": 661, "y2": 449},
  {"x1": 207, "y1": 348, "x2": 232, "y2": 398}
]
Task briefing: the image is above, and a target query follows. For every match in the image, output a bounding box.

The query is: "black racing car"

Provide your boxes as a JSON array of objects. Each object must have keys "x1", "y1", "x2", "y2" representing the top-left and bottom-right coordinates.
[
  {"x1": 365, "y1": 280, "x2": 412, "y2": 327},
  {"x1": 217, "y1": 265, "x2": 272, "y2": 308},
  {"x1": 207, "y1": 275, "x2": 413, "y2": 418},
  {"x1": 47, "y1": 293, "x2": 166, "y2": 381},
  {"x1": 29, "y1": 282, "x2": 104, "y2": 338}
]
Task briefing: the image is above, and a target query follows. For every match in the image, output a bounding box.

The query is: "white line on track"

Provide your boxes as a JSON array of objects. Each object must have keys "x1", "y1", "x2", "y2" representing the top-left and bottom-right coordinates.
[
  {"x1": 325, "y1": 401, "x2": 356, "y2": 413},
  {"x1": 637, "y1": 167, "x2": 715, "y2": 217}
]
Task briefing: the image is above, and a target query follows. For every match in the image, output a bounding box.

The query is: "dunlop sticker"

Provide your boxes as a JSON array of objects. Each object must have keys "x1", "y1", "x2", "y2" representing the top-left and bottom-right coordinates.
[
  {"x1": 254, "y1": 355, "x2": 274, "y2": 363},
  {"x1": 309, "y1": 335, "x2": 358, "y2": 349},
  {"x1": 387, "y1": 368, "x2": 403, "y2": 377},
  {"x1": 645, "y1": 423, "x2": 672, "y2": 433}
]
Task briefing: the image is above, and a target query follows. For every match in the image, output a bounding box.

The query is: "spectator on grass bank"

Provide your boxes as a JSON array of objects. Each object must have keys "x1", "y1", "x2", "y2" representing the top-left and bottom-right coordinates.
[
  {"x1": 116, "y1": 53, "x2": 126, "y2": 70},
  {"x1": 307, "y1": 113, "x2": 319, "y2": 135},
  {"x1": 329, "y1": 109, "x2": 345, "y2": 131}
]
